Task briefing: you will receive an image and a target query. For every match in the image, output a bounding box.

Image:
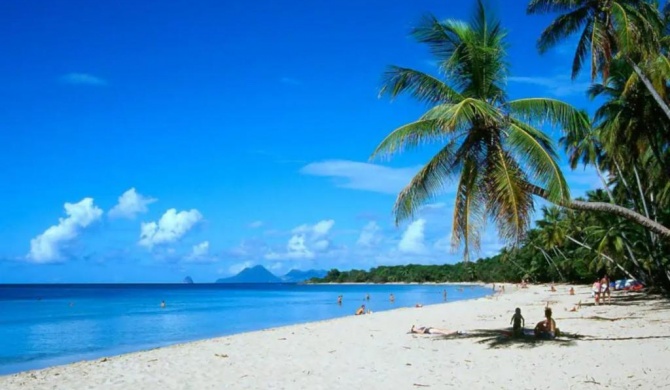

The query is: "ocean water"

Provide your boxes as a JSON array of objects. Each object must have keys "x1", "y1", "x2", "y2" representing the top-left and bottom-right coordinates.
[{"x1": 0, "y1": 283, "x2": 490, "y2": 375}]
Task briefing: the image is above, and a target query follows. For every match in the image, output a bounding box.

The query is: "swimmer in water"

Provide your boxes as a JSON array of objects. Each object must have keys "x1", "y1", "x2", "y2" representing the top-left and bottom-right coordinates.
[{"x1": 160, "y1": 300, "x2": 166, "y2": 308}]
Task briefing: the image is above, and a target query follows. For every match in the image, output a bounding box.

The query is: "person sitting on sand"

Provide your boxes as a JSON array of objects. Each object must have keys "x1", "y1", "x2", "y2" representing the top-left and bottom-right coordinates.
[
  {"x1": 534, "y1": 307, "x2": 557, "y2": 339},
  {"x1": 550, "y1": 283, "x2": 556, "y2": 292},
  {"x1": 410, "y1": 325, "x2": 459, "y2": 336},
  {"x1": 510, "y1": 308, "x2": 525, "y2": 337},
  {"x1": 415, "y1": 303, "x2": 423, "y2": 308},
  {"x1": 569, "y1": 287, "x2": 575, "y2": 296},
  {"x1": 355, "y1": 304, "x2": 366, "y2": 315}
]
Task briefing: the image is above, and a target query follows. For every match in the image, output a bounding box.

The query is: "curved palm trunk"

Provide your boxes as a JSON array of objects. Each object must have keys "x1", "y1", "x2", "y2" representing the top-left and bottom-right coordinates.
[
  {"x1": 628, "y1": 59, "x2": 670, "y2": 122},
  {"x1": 525, "y1": 183, "x2": 670, "y2": 240}
]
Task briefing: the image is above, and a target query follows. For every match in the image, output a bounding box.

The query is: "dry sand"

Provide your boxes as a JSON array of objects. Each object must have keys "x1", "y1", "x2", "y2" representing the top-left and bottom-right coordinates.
[{"x1": 2, "y1": 284, "x2": 669, "y2": 389}]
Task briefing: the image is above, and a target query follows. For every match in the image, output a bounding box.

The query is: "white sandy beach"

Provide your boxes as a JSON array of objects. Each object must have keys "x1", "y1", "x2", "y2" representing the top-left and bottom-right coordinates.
[{"x1": 2, "y1": 284, "x2": 669, "y2": 390}]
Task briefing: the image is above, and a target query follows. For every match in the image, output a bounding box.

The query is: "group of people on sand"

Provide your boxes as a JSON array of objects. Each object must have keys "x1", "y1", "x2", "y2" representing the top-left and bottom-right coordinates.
[
  {"x1": 510, "y1": 306, "x2": 557, "y2": 339},
  {"x1": 592, "y1": 275, "x2": 612, "y2": 305},
  {"x1": 409, "y1": 306, "x2": 558, "y2": 340}
]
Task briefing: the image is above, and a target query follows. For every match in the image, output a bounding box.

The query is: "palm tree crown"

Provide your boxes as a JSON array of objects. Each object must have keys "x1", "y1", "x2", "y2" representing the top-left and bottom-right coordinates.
[
  {"x1": 372, "y1": 0, "x2": 588, "y2": 260},
  {"x1": 527, "y1": 0, "x2": 663, "y2": 80}
]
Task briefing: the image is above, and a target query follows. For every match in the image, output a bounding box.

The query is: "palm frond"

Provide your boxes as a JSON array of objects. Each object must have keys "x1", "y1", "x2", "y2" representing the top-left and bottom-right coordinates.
[
  {"x1": 485, "y1": 146, "x2": 533, "y2": 243},
  {"x1": 370, "y1": 119, "x2": 445, "y2": 160},
  {"x1": 508, "y1": 98, "x2": 590, "y2": 132},
  {"x1": 411, "y1": 15, "x2": 470, "y2": 64},
  {"x1": 393, "y1": 141, "x2": 460, "y2": 224},
  {"x1": 537, "y1": 6, "x2": 590, "y2": 54},
  {"x1": 507, "y1": 119, "x2": 571, "y2": 204},
  {"x1": 451, "y1": 156, "x2": 486, "y2": 260},
  {"x1": 527, "y1": 0, "x2": 586, "y2": 15},
  {"x1": 572, "y1": 20, "x2": 593, "y2": 79},
  {"x1": 379, "y1": 66, "x2": 464, "y2": 104},
  {"x1": 422, "y1": 98, "x2": 502, "y2": 129}
]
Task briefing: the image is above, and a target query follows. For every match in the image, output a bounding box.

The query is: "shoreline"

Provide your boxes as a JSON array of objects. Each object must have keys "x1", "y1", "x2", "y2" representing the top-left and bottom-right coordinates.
[
  {"x1": 2, "y1": 283, "x2": 669, "y2": 389},
  {"x1": 0, "y1": 283, "x2": 490, "y2": 376}
]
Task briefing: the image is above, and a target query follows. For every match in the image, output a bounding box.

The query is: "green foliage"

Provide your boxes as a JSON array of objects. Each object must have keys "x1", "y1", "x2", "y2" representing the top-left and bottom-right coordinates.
[
  {"x1": 372, "y1": 0, "x2": 586, "y2": 262},
  {"x1": 351, "y1": 0, "x2": 670, "y2": 293}
]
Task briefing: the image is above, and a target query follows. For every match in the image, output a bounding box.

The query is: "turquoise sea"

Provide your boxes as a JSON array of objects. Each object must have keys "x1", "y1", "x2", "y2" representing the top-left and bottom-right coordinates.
[{"x1": 0, "y1": 283, "x2": 490, "y2": 375}]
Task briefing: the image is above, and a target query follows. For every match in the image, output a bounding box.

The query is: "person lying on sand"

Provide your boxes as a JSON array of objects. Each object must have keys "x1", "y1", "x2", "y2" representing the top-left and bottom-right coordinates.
[
  {"x1": 534, "y1": 307, "x2": 557, "y2": 339},
  {"x1": 410, "y1": 325, "x2": 459, "y2": 336}
]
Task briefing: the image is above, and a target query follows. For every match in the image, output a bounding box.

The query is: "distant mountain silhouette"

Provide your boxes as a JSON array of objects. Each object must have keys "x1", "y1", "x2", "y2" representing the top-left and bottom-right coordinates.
[
  {"x1": 215, "y1": 265, "x2": 282, "y2": 283},
  {"x1": 282, "y1": 269, "x2": 327, "y2": 282},
  {"x1": 183, "y1": 276, "x2": 194, "y2": 284}
]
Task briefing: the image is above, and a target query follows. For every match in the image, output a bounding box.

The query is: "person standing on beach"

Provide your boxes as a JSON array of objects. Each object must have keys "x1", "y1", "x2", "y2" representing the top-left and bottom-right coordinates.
[
  {"x1": 510, "y1": 308, "x2": 525, "y2": 337},
  {"x1": 601, "y1": 275, "x2": 611, "y2": 304},
  {"x1": 592, "y1": 278, "x2": 601, "y2": 305}
]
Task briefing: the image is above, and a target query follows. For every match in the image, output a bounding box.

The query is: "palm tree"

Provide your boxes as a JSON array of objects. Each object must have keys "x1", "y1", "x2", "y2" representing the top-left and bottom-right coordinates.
[
  {"x1": 371, "y1": 1, "x2": 583, "y2": 259},
  {"x1": 526, "y1": 0, "x2": 670, "y2": 120},
  {"x1": 372, "y1": 1, "x2": 670, "y2": 261}
]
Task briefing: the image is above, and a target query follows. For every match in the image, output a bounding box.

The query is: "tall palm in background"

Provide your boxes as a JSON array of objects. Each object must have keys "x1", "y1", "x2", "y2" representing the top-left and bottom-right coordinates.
[{"x1": 527, "y1": 0, "x2": 670, "y2": 120}]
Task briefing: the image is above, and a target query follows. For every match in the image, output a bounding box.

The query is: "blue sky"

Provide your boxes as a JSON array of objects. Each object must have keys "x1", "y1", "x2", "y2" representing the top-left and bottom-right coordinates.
[{"x1": 0, "y1": 0, "x2": 601, "y2": 283}]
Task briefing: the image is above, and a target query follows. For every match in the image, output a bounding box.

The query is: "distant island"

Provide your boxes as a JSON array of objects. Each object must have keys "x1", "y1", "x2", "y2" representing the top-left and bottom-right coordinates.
[
  {"x1": 215, "y1": 265, "x2": 327, "y2": 284},
  {"x1": 183, "y1": 276, "x2": 194, "y2": 284}
]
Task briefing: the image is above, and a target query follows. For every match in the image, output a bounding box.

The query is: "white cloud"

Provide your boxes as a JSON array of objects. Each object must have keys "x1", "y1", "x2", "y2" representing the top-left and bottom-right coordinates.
[
  {"x1": 265, "y1": 219, "x2": 335, "y2": 260},
  {"x1": 60, "y1": 73, "x2": 107, "y2": 86},
  {"x1": 398, "y1": 219, "x2": 427, "y2": 254},
  {"x1": 108, "y1": 188, "x2": 157, "y2": 219},
  {"x1": 300, "y1": 160, "x2": 421, "y2": 195},
  {"x1": 248, "y1": 221, "x2": 264, "y2": 228},
  {"x1": 357, "y1": 221, "x2": 382, "y2": 247},
  {"x1": 508, "y1": 75, "x2": 589, "y2": 97},
  {"x1": 185, "y1": 241, "x2": 211, "y2": 262},
  {"x1": 28, "y1": 198, "x2": 103, "y2": 263},
  {"x1": 139, "y1": 208, "x2": 203, "y2": 249}
]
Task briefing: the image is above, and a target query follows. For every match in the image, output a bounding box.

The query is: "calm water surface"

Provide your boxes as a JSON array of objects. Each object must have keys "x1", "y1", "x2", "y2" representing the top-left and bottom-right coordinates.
[{"x1": 0, "y1": 283, "x2": 490, "y2": 375}]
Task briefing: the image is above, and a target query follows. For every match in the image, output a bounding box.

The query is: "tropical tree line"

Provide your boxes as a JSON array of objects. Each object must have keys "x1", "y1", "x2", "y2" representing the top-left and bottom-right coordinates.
[
  {"x1": 320, "y1": 0, "x2": 670, "y2": 292},
  {"x1": 312, "y1": 191, "x2": 650, "y2": 284}
]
